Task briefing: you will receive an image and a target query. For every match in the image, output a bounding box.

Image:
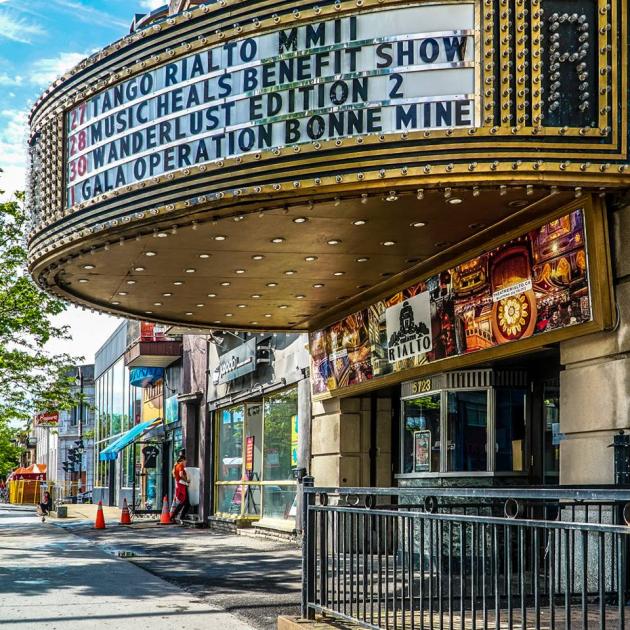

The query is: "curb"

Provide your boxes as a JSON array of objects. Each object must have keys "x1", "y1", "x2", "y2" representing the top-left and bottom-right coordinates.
[{"x1": 278, "y1": 616, "x2": 357, "y2": 630}]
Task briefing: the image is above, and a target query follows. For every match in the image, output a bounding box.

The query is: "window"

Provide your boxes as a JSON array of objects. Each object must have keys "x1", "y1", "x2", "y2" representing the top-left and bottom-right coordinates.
[
  {"x1": 400, "y1": 379, "x2": 528, "y2": 476},
  {"x1": 262, "y1": 389, "x2": 298, "y2": 521},
  {"x1": 543, "y1": 380, "x2": 560, "y2": 481},
  {"x1": 218, "y1": 406, "x2": 244, "y2": 482},
  {"x1": 263, "y1": 389, "x2": 298, "y2": 482},
  {"x1": 402, "y1": 395, "x2": 441, "y2": 473},
  {"x1": 111, "y1": 359, "x2": 124, "y2": 436},
  {"x1": 495, "y1": 389, "x2": 526, "y2": 472},
  {"x1": 446, "y1": 390, "x2": 488, "y2": 472},
  {"x1": 215, "y1": 387, "x2": 299, "y2": 523}
]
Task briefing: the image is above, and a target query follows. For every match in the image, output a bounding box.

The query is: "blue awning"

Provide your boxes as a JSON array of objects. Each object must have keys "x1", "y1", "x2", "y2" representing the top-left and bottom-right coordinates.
[
  {"x1": 129, "y1": 366, "x2": 164, "y2": 388},
  {"x1": 99, "y1": 418, "x2": 162, "y2": 461}
]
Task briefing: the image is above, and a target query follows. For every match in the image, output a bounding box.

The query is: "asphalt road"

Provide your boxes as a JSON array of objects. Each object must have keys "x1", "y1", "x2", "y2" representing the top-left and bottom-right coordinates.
[
  {"x1": 63, "y1": 518, "x2": 303, "y2": 630},
  {"x1": 0, "y1": 505, "x2": 254, "y2": 629}
]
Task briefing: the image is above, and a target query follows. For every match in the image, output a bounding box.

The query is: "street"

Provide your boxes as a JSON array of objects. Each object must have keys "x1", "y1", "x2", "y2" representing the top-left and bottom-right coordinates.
[{"x1": 0, "y1": 505, "x2": 258, "y2": 629}]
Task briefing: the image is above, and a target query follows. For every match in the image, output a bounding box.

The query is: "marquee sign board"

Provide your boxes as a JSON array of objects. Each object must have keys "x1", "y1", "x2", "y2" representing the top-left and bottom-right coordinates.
[{"x1": 65, "y1": 4, "x2": 476, "y2": 205}]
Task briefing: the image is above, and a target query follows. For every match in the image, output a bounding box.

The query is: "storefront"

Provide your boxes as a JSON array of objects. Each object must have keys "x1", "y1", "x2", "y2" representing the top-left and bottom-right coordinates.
[
  {"x1": 25, "y1": 0, "x2": 630, "y2": 494},
  {"x1": 94, "y1": 321, "x2": 183, "y2": 508},
  {"x1": 308, "y1": 197, "x2": 614, "y2": 488},
  {"x1": 214, "y1": 390, "x2": 299, "y2": 524},
  {"x1": 208, "y1": 332, "x2": 309, "y2": 532}
]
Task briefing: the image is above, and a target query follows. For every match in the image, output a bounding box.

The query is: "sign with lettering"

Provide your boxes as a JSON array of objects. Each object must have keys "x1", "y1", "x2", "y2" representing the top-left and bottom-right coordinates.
[
  {"x1": 65, "y1": 3, "x2": 476, "y2": 205},
  {"x1": 311, "y1": 208, "x2": 593, "y2": 395},
  {"x1": 414, "y1": 430, "x2": 431, "y2": 473},
  {"x1": 35, "y1": 412, "x2": 59, "y2": 427},
  {"x1": 214, "y1": 338, "x2": 257, "y2": 384},
  {"x1": 385, "y1": 292, "x2": 433, "y2": 362}
]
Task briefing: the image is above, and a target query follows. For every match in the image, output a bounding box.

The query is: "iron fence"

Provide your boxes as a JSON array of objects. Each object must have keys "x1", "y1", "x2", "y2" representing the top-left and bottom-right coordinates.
[{"x1": 302, "y1": 485, "x2": 630, "y2": 629}]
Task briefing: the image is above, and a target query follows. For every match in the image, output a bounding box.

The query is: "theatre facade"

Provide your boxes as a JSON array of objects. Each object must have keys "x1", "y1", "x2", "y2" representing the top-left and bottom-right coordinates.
[{"x1": 26, "y1": 0, "x2": 629, "y2": 491}]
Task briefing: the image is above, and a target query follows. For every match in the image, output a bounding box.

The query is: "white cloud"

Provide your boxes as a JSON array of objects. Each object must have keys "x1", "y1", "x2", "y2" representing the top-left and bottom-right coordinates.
[
  {"x1": 0, "y1": 72, "x2": 22, "y2": 86},
  {"x1": 51, "y1": 0, "x2": 129, "y2": 30},
  {"x1": 0, "y1": 9, "x2": 45, "y2": 44},
  {"x1": 46, "y1": 308, "x2": 123, "y2": 363},
  {"x1": 140, "y1": 0, "x2": 166, "y2": 10},
  {"x1": 28, "y1": 51, "x2": 86, "y2": 87},
  {"x1": 0, "y1": 108, "x2": 27, "y2": 197}
]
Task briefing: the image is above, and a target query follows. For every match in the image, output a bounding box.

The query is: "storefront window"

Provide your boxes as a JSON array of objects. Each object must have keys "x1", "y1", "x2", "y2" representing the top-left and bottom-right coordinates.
[
  {"x1": 111, "y1": 358, "x2": 124, "y2": 436},
  {"x1": 218, "y1": 406, "x2": 244, "y2": 481},
  {"x1": 495, "y1": 389, "x2": 527, "y2": 472},
  {"x1": 263, "y1": 389, "x2": 298, "y2": 481},
  {"x1": 402, "y1": 395, "x2": 441, "y2": 474},
  {"x1": 215, "y1": 388, "x2": 299, "y2": 524},
  {"x1": 447, "y1": 391, "x2": 488, "y2": 472}
]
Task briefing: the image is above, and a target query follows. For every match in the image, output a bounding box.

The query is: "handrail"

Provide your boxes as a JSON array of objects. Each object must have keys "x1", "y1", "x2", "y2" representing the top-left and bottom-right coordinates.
[
  {"x1": 304, "y1": 485, "x2": 630, "y2": 501},
  {"x1": 310, "y1": 504, "x2": 630, "y2": 535}
]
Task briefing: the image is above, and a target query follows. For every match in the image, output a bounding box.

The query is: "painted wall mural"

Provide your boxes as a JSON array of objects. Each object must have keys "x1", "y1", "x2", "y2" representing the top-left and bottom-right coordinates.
[{"x1": 310, "y1": 209, "x2": 591, "y2": 395}]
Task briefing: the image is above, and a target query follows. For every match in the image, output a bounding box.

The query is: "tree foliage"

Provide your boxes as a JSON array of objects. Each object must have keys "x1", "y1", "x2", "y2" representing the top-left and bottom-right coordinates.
[{"x1": 0, "y1": 184, "x2": 82, "y2": 470}]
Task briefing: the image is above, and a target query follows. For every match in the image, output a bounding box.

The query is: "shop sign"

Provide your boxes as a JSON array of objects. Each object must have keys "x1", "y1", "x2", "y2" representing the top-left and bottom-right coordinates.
[
  {"x1": 142, "y1": 445, "x2": 160, "y2": 469},
  {"x1": 414, "y1": 430, "x2": 431, "y2": 473},
  {"x1": 291, "y1": 415, "x2": 299, "y2": 468},
  {"x1": 245, "y1": 436, "x2": 255, "y2": 472},
  {"x1": 385, "y1": 293, "x2": 432, "y2": 362},
  {"x1": 311, "y1": 208, "x2": 593, "y2": 395},
  {"x1": 64, "y1": 4, "x2": 476, "y2": 205},
  {"x1": 410, "y1": 378, "x2": 433, "y2": 396},
  {"x1": 35, "y1": 412, "x2": 59, "y2": 427},
  {"x1": 165, "y1": 395, "x2": 179, "y2": 424},
  {"x1": 215, "y1": 338, "x2": 257, "y2": 384}
]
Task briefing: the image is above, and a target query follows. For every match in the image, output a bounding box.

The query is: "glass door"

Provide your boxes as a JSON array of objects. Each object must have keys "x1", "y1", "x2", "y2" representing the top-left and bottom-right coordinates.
[
  {"x1": 542, "y1": 379, "x2": 560, "y2": 483},
  {"x1": 446, "y1": 390, "x2": 489, "y2": 472}
]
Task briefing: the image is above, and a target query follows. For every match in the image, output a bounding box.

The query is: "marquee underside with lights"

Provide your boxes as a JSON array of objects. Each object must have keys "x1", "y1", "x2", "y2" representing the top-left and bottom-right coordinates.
[{"x1": 26, "y1": 0, "x2": 627, "y2": 335}]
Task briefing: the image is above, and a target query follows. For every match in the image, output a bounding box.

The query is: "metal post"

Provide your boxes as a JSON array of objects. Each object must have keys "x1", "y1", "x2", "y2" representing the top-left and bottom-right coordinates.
[
  {"x1": 132, "y1": 441, "x2": 136, "y2": 513},
  {"x1": 301, "y1": 475, "x2": 316, "y2": 620},
  {"x1": 78, "y1": 367, "x2": 83, "y2": 492}
]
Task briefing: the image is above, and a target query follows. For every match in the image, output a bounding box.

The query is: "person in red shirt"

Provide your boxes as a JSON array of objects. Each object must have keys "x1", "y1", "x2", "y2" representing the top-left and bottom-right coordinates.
[{"x1": 169, "y1": 453, "x2": 190, "y2": 523}]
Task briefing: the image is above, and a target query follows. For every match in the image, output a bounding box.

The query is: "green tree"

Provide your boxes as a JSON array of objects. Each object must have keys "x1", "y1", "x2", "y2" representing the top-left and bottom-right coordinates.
[
  {"x1": 0, "y1": 185, "x2": 82, "y2": 467},
  {"x1": 0, "y1": 423, "x2": 22, "y2": 478}
]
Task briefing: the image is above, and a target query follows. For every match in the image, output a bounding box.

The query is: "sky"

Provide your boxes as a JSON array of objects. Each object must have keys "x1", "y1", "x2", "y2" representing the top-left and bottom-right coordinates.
[{"x1": 0, "y1": 0, "x2": 166, "y2": 362}]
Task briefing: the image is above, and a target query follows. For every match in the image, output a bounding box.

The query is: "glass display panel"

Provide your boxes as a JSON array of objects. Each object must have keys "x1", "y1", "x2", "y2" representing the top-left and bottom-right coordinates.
[
  {"x1": 243, "y1": 484, "x2": 261, "y2": 517},
  {"x1": 263, "y1": 388, "x2": 298, "y2": 481},
  {"x1": 245, "y1": 404, "x2": 263, "y2": 481},
  {"x1": 262, "y1": 485, "x2": 297, "y2": 521},
  {"x1": 495, "y1": 389, "x2": 527, "y2": 472},
  {"x1": 446, "y1": 390, "x2": 488, "y2": 472},
  {"x1": 217, "y1": 484, "x2": 245, "y2": 516},
  {"x1": 111, "y1": 358, "x2": 124, "y2": 435},
  {"x1": 402, "y1": 395, "x2": 441, "y2": 473},
  {"x1": 218, "y1": 406, "x2": 244, "y2": 481}
]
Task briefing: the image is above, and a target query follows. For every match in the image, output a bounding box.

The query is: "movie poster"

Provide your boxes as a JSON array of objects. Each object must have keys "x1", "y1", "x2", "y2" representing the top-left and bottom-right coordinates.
[{"x1": 310, "y1": 209, "x2": 591, "y2": 395}]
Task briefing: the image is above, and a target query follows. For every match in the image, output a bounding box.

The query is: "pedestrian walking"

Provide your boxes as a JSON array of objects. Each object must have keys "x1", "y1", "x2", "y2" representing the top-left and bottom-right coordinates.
[
  {"x1": 169, "y1": 453, "x2": 190, "y2": 523},
  {"x1": 0, "y1": 479, "x2": 7, "y2": 503}
]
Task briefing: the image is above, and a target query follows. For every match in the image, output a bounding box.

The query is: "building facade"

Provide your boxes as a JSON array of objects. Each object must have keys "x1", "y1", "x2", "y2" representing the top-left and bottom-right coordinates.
[
  {"x1": 32, "y1": 365, "x2": 95, "y2": 493},
  {"x1": 202, "y1": 331, "x2": 310, "y2": 532},
  {"x1": 24, "y1": 0, "x2": 630, "y2": 510},
  {"x1": 93, "y1": 320, "x2": 184, "y2": 508}
]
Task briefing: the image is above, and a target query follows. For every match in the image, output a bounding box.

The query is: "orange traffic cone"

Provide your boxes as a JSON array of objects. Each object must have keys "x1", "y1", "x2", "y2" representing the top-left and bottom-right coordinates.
[
  {"x1": 94, "y1": 500, "x2": 106, "y2": 529},
  {"x1": 120, "y1": 498, "x2": 132, "y2": 525},
  {"x1": 159, "y1": 495, "x2": 172, "y2": 525}
]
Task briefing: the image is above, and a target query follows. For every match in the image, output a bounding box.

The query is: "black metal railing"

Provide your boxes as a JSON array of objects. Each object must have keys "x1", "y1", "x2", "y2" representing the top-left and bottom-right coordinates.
[{"x1": 302, "y1": 484, "x2": 630, "y2": 630}]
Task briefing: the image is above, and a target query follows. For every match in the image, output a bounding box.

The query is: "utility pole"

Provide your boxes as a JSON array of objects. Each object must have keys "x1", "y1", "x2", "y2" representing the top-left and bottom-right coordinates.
[{"x1": 78, "y1": 367, "x2": 83, "y2": 492}]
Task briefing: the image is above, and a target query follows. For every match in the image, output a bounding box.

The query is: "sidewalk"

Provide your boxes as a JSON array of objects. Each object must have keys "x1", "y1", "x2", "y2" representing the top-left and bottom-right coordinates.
[
  {"x1": 0, "y1": 505, "x2": 254, "y2": 630},
  {"x1": 54, "y1": 519, "x2": 303, "y2": 630}
]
